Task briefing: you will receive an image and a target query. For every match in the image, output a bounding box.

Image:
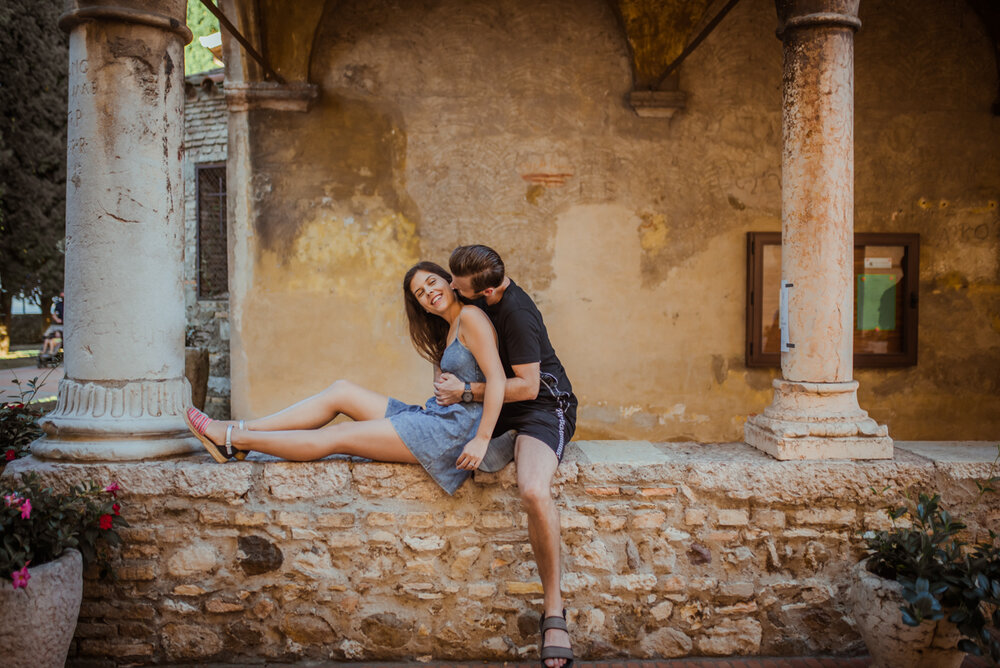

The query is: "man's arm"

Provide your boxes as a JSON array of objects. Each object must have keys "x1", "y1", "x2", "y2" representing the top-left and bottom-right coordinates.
[{"x1": 434, "y1": 362, "x2": 539, "y2": 406}]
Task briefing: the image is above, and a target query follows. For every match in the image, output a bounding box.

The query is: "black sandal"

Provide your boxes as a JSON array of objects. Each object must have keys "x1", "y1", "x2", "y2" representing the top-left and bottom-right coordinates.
[{"x1": 539, "y1": 609, "x2": 574, "y2": 668}]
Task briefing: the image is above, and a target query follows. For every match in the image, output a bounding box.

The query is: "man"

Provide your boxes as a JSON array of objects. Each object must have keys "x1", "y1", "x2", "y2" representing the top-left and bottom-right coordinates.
[
  {"x1": 437, "y1": 244, "x2": 577, "y2": 668},
  {"x1": 40, "y1": 291, "x2": 64, "y2": 362}
]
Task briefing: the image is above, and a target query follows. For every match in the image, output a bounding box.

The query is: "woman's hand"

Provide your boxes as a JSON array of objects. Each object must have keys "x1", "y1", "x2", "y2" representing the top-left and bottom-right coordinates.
[{"x1": 456, "y1": 435, "x2": 489, "y2": 470}]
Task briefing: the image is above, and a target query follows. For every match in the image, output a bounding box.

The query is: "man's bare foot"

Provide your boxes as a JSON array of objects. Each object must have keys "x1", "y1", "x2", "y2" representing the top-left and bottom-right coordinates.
[
  {"x1": 542, "y1": 626, "x2": 571, "y2": 668},
  {"x1": 539, "y1": 611, "x2": 574, "y2": 668}
]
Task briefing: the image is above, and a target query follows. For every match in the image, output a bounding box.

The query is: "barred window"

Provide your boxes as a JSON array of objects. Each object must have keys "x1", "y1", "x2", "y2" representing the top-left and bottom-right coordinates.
[{"x1": 196, "y1": 164, "x2": 228, "y2": 299}]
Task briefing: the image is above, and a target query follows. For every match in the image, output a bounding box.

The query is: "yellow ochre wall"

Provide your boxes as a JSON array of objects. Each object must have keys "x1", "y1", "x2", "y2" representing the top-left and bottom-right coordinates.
[{"x1": 232, "y1": 0, "x2": 1000, "y2": 442}]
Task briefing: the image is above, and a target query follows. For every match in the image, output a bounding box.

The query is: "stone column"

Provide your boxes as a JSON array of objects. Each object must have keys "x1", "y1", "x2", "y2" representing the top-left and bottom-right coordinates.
[
  {"x1": 33, "y1": 0, "x2": 199, "y2": 460},
  {"x1": 744, "y1": 0, "x2": 891, "y2": 460}
]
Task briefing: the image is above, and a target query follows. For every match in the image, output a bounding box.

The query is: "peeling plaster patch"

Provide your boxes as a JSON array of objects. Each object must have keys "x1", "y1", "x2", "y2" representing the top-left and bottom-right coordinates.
[{"x1": 258, "y1": 209, "x2": 419, "y2": 299}]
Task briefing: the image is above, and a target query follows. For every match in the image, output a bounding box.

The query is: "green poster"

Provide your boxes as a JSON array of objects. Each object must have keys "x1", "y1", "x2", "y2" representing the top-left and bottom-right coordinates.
[{"x1": 857, "y1": 274, "x2": 896, "y2": 331}]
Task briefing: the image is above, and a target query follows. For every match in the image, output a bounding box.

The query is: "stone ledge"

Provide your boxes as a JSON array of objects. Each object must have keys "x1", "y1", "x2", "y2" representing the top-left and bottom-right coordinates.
[
  {"x1": 4, "y1": 441, "x2": 997, "y2": 664},
  {"x1": 9, "y1": 440, "x2": 996, "y2": 504}
]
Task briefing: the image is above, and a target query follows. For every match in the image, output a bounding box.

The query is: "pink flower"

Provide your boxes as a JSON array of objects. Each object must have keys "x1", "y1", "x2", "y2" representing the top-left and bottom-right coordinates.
[
  {"x1": 19, "y1": 498, "x2": 31, "y2": 520},
  {"x1": 99, "y1": 514, "x2": 113, "y2": 530},
  {"x1": 4, "y1": 449, "x2": 14, "y2": 461},
  {"x1": 3, "y1": 493, "x2": 19, "y2": 507},
  {"x1": 11, "y1": 564, "x2": 30, "y2": 589},
  {"x1": 112, "y1": 503, "x2": 120, "y2": 516},
  {"x1": 104, "y1": 482, "x2": 120, "y2": 497}
]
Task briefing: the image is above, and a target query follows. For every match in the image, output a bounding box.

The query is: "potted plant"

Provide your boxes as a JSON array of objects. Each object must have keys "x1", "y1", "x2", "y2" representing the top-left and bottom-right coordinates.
[
  {"x1": 850, "y1": 446, "x2": 1000, "y2": 668},
  {"x1": 0, "y1": 473, "x2": 127, "y2": 668}
]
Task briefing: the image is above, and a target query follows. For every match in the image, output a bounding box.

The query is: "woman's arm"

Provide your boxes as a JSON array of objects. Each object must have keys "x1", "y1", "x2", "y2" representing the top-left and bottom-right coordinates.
[{"x1": 454, "y1": 306, "x2": 505, "y2": 470}]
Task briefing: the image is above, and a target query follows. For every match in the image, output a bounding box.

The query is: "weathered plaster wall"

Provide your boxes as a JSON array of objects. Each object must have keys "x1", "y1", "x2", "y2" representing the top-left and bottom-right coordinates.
[{"x1": 235, "y1": 0, "x2": 999, "y2": 441}]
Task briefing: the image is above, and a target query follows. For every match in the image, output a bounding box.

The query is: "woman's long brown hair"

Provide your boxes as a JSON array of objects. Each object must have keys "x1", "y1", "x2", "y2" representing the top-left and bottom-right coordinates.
[{"x1": 403, "y1": 261, "x2": 453, "y2": 364}]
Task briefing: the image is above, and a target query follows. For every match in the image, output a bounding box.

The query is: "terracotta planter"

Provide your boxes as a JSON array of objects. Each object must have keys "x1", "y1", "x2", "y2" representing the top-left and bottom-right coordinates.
[
  {"x1": 0, "y1": 548, "x2": 83, "y2": 668},
  {"x1": 849, "y1": 559, "x2": 966, "y2": 668}
]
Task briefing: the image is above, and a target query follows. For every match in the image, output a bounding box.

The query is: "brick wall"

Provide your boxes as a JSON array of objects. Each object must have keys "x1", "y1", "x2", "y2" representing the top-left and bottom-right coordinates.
[
  {"x1": 5, "y1": 441, "x2": 998, "y2": 665},
  {"x1": 183, "y1": 75, "x2": 230, "y2": 419}
]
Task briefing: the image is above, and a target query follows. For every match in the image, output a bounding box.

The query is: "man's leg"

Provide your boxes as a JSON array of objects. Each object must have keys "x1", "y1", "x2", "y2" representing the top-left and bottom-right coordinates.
[{"x1": 515, "y1": 435, "x2": 570, "y2": 668}]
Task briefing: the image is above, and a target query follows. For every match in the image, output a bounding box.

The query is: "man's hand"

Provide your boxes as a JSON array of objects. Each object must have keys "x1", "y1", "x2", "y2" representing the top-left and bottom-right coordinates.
[
  {"x1": 455, "y1": 435, "x2": 489, "y2": 470},
  {"x1": 434, "y1": 372, "x2": 465, "y2": 406}
]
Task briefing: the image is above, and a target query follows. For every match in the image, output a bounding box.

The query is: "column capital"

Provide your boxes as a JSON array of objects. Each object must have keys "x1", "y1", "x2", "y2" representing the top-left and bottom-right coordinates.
[
  {"x1": 59, "y1": 0, "x2": 192, "y2": 44},
  {"x1": 775, "y1": 0, "x2": 861, "y2": 39}
]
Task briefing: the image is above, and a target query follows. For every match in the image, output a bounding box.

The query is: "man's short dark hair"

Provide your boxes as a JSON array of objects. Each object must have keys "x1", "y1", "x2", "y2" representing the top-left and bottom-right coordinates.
[{"x1": 449, "y1": 245, "x2": 505, "y2": 292}]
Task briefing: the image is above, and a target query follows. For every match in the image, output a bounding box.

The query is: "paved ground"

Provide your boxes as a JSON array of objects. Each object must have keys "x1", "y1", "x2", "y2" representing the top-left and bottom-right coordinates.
[
  {"x1": 154, "y1": 658, "x2": 993, "y2": 668},
  {"x1": 0, "y1": 358, "x2": 62, "y2": 404}
]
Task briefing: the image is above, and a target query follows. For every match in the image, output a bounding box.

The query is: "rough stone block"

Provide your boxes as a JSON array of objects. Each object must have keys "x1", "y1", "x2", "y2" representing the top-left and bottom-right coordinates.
[
  {"x1": 172, "y1": 584, "x2": 208, "y2": 596},
  {"x1": 275, "y1": 511, "x2": 310, "y2": 527},
  {"x1": 404, "y1": 512, "x2": 435, "y2": 528},
  {"x1": 167, "y1": 543, "x2": 219, "y2": 577},
  {"x1": 327, "y1": 533, "x2": 363, "y2": 550},
  {"x1": 684, "y1": 508, "x2": 708, "y2": 526},
  {"x1": 610, "y1": 574, "x2": 657, "y2": 591},
  {"x1": 560, "y1": 513, "x2": 594, "y2": 530},
  {"x1": 205, "y1": 598, "x2": 243, "y2": 613},
  {"x1": 640, "y1": 627, "x2": 692, "y2": 658},
  {"x1": 236, "y1": 536, "x2": 283, "y2": 575},
  {"x1": 233, "y1": 511, "x2": 270, "y2": 526},
  {"x1": 118, "y1": 527, "x2": 155, "y2": 542},
  {"x1": 651, "y1": 600, "x2": 674, "y2": 621},
  {"x1": 316, "y1": 512, "x2": 356, "y2": 528},
  {"x1": 199, "y1": 508, "x2": 230, "y2": 524},
  {"x1": 641, "y1": 487, "x2": 678, "y2": 497},
  {"x1": 574, "y1": 539, "x2": 616, "y2": 572},
  {"x1": 444, "y1": 512, "x2": 475, "y2": 527},
  {"x1": 659, "y1": 575, "x2": 686, "y2": 592},
  {"x1": 366, "y1": 511, "x2": 397, "y2": 527},
  {"x1": 718, "y1": 509, "x2": 750, "y2": 526},
  {"x1": 632, "y1": 511, "x2": 666, "y2": 529},
  {"x1": 585, "y1": 486, "x2": 621, "y2": 496},
  {"x1": 753, "y1": 509, "x2": 786, "y2": 528},
  {"x1": 117, "y1": 563, "x2": 157, "y2": 581},
  {"x1": 403, "y1": 535, "x2": 446, "y2": 552},
  {"x1": 74, "y1": 622, "x2": 115, "y2": 638},
  {"x1": 719, "y1": 582, "x2": 755, "y2": 600},
  {"x1": 562, "y1": 572, "x2": 599, "y2": 593},
  {"x1": 793, "y1": 508, "x2": 856, "y2": 525},
  {"x1": 450, "y1": 546, "x2": 483, "y2": 578},
  {"x1": 507, "y1": 581, "x2": 544, "y2": 595},
  {"x1": 596, "y1": 515, "x2": 627, "y2": 530},
  {"x1": 480, "y1": 512, "x2": 515, "y2": 529},
  {"x1": 696, "y1": 618, "x2": 762, "y2": 655}
]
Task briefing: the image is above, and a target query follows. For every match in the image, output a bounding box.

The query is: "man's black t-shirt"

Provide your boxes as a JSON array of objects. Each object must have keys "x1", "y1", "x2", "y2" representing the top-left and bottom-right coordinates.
[{"x1": 481, "y1": 280, "x2": 573, "y2": 410}]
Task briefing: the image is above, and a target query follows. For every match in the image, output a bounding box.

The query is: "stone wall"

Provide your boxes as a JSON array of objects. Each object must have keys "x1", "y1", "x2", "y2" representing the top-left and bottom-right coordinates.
[
  {"x1": 183, "y1": 74, "x2": 230, "y2": 419},
  {"x1": 5, "y1": 442, "x2": 999, "y2": 665},
  {"x1": 230, "y1": 0, "x2": 1000, "y2": 443}
]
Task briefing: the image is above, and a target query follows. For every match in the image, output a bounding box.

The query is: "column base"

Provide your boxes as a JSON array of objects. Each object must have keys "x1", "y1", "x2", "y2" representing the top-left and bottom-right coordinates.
[
  {"x1": 33, "y1": 377, "x2": 201, "y2": 461},
  {"x1": 745, "y1": 379, "x2": 892, "y2": 460}
]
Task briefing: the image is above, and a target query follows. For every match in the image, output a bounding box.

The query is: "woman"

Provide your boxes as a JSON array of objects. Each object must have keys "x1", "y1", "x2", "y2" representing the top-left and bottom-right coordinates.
[{"x1": 185, "y1": 261, "x2": 506, "y2": 495}]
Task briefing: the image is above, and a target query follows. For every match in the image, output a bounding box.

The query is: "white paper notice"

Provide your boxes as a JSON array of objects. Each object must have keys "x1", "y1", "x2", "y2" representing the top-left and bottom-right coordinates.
[{"x1": 780, "y1": 281, "x2": 792, "y2": 352}]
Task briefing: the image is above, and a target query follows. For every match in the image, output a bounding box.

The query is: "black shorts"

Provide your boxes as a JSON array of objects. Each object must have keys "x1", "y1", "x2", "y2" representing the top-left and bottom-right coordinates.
[{"x1": 493, "y1": 393, "x2": 577, "y2": 462}]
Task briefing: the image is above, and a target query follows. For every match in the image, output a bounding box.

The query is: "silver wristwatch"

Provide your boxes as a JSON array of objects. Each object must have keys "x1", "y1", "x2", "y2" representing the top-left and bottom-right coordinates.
[{"x1": 462, "y1": 382, "x2": 473, "y2": 403}]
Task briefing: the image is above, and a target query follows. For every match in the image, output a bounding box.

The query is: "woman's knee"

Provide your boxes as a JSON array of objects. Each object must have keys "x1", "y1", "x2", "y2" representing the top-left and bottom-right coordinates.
[{"x1": 322, "y1": 379, "x2": 358, "y2": 405}]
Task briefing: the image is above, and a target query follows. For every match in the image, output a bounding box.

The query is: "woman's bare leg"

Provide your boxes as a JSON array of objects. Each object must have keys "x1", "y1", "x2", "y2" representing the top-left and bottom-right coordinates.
[
  {"x1": 225, "y1": 418, "x2": 417, "y2": 463},
  {"x1": 226, "y1": 380, "x2": 390, "y2": 433}
]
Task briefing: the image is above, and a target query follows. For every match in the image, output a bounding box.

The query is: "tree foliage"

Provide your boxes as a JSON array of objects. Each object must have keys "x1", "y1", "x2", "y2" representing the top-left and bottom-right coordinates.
[
  {"x1": 185, "y1": 1, "x2": 222, "y2": 76},
  {"x1": 0, "y1": 0, "x2": 68, "y2": 323}
]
